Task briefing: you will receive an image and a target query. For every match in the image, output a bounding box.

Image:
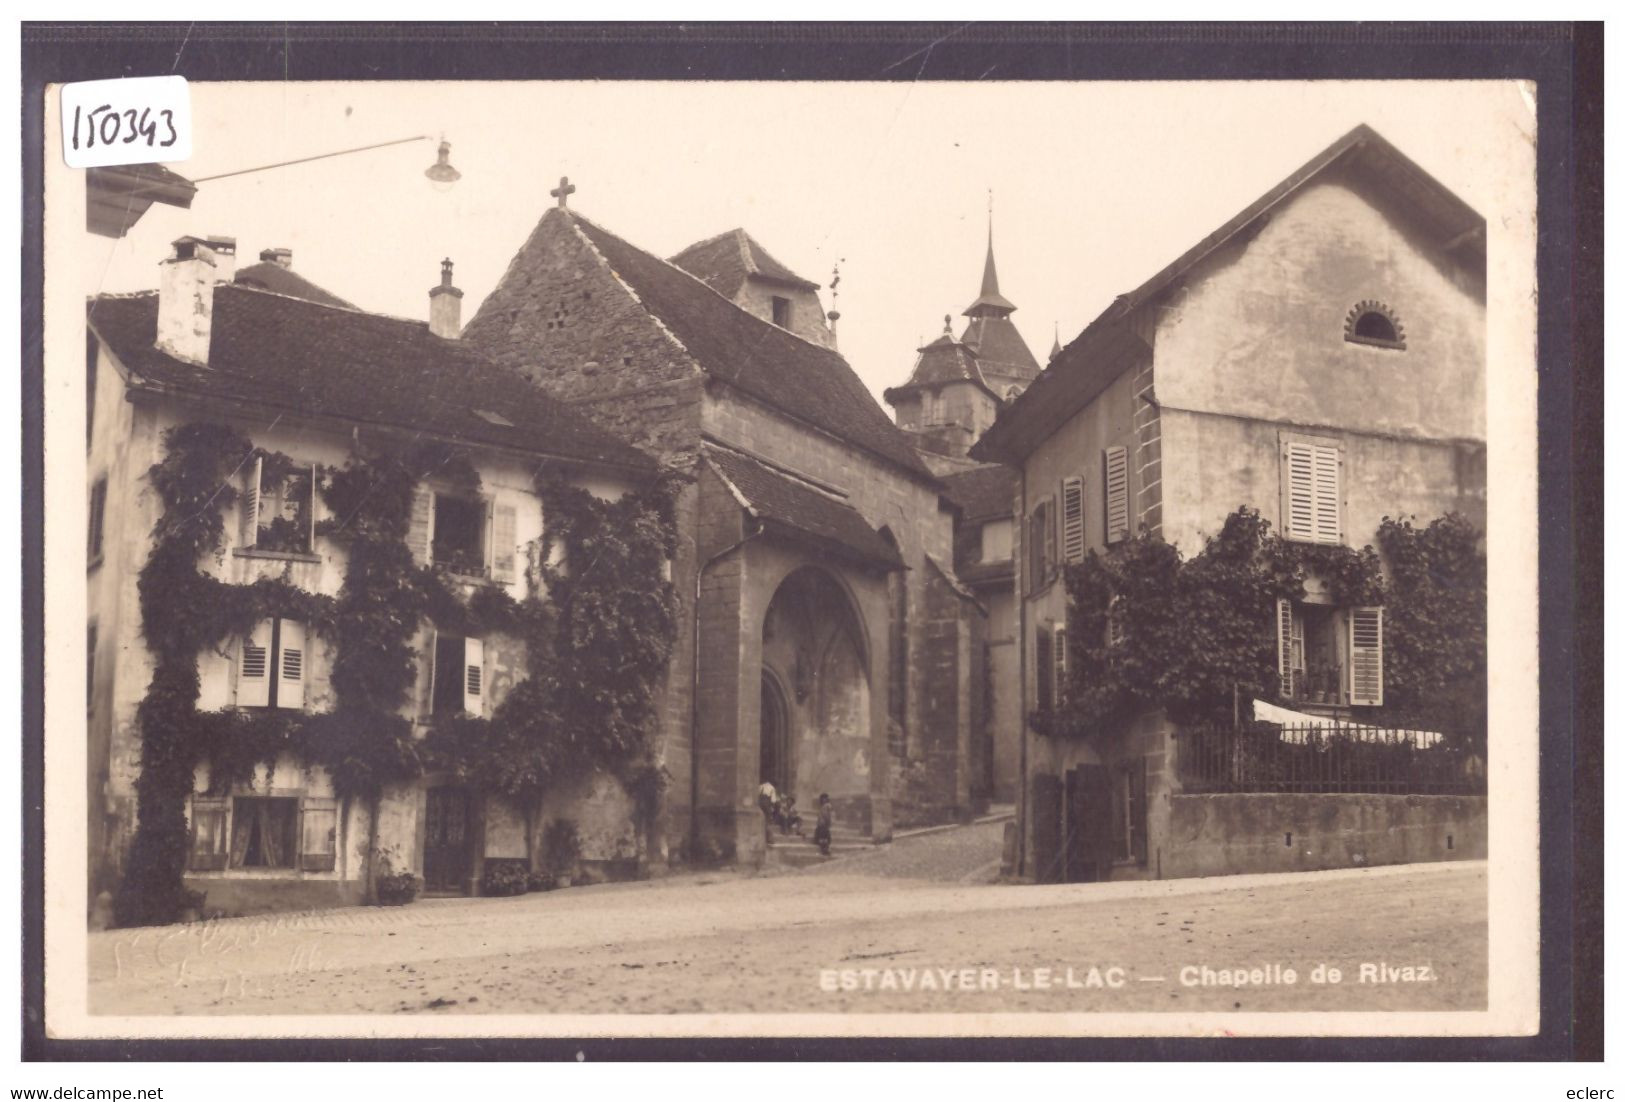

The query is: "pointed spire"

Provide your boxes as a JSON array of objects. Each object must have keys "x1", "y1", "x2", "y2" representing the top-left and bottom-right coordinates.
[
  {"x1": 964, "y1": 194, "x2": 1018, "y2": 317},
  {"x1": 1050, "y1": 322, "x2": 1062, "y2": 362}
]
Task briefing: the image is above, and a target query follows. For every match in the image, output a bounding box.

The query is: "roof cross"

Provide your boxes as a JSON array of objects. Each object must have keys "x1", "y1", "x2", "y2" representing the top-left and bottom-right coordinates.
[{"x1": 550, "y1": 176, "x2": 577, "y2": 208}]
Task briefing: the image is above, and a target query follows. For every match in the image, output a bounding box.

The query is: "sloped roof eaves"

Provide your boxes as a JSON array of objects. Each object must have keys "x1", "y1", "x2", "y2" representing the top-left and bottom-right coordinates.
[
  {"x1": 232, "y1": 262, "x2": 356, "y2": 310},
  {"x1": 88, "y1": 289, "x2": 657, "y2": 474},
  {"x1": 703, "y1": 446, "x2": 903, "y2": 569},
  {"x1": 941, "y1": 464, "x2": 1018, "y2": 521},
  {"x1": 571, "y1": 214, "x2": 935, "y2": 483}
]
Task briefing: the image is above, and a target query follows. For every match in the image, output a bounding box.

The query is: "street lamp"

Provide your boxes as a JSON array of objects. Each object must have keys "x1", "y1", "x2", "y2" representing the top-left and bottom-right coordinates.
[{"x1": 88, "y1": 134, "x2": 462, "y2": 237}]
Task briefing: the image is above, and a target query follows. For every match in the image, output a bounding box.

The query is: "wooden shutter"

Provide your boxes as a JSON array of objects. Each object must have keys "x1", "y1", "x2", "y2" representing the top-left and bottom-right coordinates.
[
  {"x1": 240, "y1": 456, "x2": 263, "y2": 549},
  {"x1": 1312, "y1": 445, "x2": 1342, "y2": 544},
  {"x1": 406, "y1": 486, "x2": 434, "y2": 565},
  {"x1": 1348, "y1": 606, "x2": 1384, "y2": 706},
  {"x1": 188, "y1": 796, "x2": 229, "y2": 871},
  {"x1": 1103, "y1": 446, "x2": 1129, "y2": 543},
  {"x1": 237, "y1": 620, "x2": 272, "y2": 708},
  {"x1": 1276, "y1": 598, "x2": 1294, "y2": 699},
  {"x1": 298, "y1": 796, "x2": 339, "y2": 872},
  {"x1": 425, "y1": 628, "x2": 439, "y2": 717},
  {"x1": 1035, "y1": 625, "x2": 1054, "y2": 712},
  {"x1": 1060, "y1": 476, "x2": 1086, "y2": 564},
  {"x1": 87, "y1": 478, "x2": 107, "y2": 561},
  {"x1": 1128, "y1": 758, "x2": 1148, "y2": 865},
  {"x1": 489, "y1": 502, "x2": 518, "y2": 584},
  {"x1": 306, "y1": 464, "x2": 319, "y2": 551},
  {"x1": 463, "y1": 636, "x2": 484, "y2": 716},
  {"x1": 276, "y1": 619, "x2": 306, "y2": 711}
]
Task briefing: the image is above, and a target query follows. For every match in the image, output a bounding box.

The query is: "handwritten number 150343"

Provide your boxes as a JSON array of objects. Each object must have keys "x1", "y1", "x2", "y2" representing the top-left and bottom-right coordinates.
[{"x1": 71, "y1": 103, "x2": 179, "y2": 151}]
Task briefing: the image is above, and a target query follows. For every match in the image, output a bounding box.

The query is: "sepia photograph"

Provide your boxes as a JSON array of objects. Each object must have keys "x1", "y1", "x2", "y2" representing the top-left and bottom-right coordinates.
[{"x1": 29, "y1": 30, "x2": 1565, "y2": 1052}]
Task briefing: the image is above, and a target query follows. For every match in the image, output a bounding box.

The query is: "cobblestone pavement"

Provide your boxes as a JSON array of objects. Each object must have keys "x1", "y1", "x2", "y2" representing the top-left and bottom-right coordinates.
[{"x1": 86, "y1": 821, "x2": 1486, "y2": 1018}]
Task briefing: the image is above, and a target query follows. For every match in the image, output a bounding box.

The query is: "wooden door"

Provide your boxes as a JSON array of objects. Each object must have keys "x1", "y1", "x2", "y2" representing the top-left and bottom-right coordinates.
[
  {"x1": 1030, "y1": 772, "x2": 1064, "y2": 884},
  {"x1": 423, "y1": 787, "x2": 471, "y2": 894},
  {"x1": 1065, "y1": 764, "x2": 1114, "y2": 882}
]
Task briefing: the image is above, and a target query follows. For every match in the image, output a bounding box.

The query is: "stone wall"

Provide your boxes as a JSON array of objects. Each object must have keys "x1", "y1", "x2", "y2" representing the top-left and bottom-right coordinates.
[{"x1": 1161, "y1": 792, "x2": 1487, "y2": 879}]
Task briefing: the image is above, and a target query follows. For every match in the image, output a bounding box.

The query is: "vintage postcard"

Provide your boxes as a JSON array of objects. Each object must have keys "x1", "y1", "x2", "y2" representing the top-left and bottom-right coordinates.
[{"x1": 39, "y1": 73, "x2": 1541, "y2": 1042}]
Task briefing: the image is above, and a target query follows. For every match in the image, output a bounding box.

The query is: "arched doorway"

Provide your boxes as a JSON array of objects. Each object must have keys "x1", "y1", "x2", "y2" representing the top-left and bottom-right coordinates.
[
  {"x1": 760, "y1": 672, "x2": 790, "y2": 792},
  {"x1": 759, "y1": 567, "x2": 872, "y2": 827}
]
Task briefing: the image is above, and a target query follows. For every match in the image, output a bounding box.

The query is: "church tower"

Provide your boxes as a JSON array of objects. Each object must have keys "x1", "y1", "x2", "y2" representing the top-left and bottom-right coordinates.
[{"x1": 959, "y1": 216, "x2": 1040, "y2": 400}]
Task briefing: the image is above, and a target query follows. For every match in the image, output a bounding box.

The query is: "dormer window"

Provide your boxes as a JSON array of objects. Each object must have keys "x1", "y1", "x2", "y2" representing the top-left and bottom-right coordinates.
[
  {"x1": 771, "y1": 296, "x2": 792, "y2": 328},
  {"x1": 1344, "y1": 301, "x2": 1406, "y2": 350}
]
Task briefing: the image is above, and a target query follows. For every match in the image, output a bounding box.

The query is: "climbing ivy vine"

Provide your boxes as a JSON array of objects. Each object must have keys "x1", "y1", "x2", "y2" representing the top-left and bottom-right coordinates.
[
  {"x1": 112, "y1": 422, "x2": 680, "y2": 928},
  {"x1": 1044, "y1": 506, "x2": 1484, "y2": 746}
]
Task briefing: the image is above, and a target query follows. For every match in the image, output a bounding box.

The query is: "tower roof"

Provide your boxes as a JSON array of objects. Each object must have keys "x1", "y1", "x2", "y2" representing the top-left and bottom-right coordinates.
[
  {"x1": 962, "y1": 224, "x2": 1017, "y2": 316},
  {"x1": 884, "y1": 316, "x2": 1000, "y2": 406}
]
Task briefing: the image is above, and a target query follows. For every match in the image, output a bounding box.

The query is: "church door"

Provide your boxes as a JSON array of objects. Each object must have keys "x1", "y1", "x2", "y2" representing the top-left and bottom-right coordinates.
[{"x1": 760, "y1": 673, "x2": 790, "y2": 792}]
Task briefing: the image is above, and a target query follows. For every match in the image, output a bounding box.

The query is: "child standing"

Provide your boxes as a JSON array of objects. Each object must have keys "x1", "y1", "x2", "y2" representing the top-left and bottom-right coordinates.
[{"x1": 814, "y1": 793, "x2": 833, "y2": 857}]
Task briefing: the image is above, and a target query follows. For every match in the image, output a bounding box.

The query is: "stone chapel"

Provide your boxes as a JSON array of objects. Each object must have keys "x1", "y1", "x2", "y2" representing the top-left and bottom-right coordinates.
[{"x1": 460, "y1": 184, "x2": 989, "y2": 863}]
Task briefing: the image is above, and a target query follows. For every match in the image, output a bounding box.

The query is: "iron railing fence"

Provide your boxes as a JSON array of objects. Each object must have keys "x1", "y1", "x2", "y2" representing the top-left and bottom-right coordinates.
[{"x1": 1174, "y1": 719, "x2": 1486, "y2": 796}]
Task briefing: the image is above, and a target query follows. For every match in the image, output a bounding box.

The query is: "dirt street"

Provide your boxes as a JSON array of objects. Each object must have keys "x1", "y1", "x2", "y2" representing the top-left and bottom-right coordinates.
[{"x1": 87, "y1": 821, "x2": 1487, "y2": 1016}]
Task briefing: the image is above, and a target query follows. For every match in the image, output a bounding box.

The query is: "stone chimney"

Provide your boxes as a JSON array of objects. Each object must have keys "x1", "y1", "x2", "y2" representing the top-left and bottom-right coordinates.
[
  {"x1": 429, "y1": 257, "x2": 463, "y2": 339},
  {"x1": 156, "y1": 235, "x2": 236, "y2": 366},
  {"x1": 259, "y1": 247, "x2": 293, "y2": 268}
]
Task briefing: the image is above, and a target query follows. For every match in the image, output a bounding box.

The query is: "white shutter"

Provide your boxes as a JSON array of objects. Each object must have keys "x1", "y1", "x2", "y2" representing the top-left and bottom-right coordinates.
[
  {"x1": 1060, "y1": 476, "x2": 1086, "y2": 563},
  {"x1": 306, "y1": 463, "x2": 319, "y2": 551},
  {"x1": 425, "y1": 628, "x2": 439, "y2": 716},
  {"x1": 240, "y1": 456, "x2": 263, "y2": 549},
  {"x1": 1283, "y1": 442, "x2": 1315, "y2": 540},
  {"x1": 1276, "y1": 598, "x2": 1294, "y2": 699},
  {"x1": 1348, "y1": 606, "x2": 1384, "y2": 706},
  {"x1": 489, "y1": 502, "x2": 517, "y2": 584},
  {"x1": 463, "y1": 637, "x2": 484, "y2": 717},
  {"x1": 1104, "y1": 446, "x2": 1129, "y2": 543},
  {"x1": 298, "y1": 796, "x2": 338, "y2": 871},
  {"x1": 276, "y1": 619, "x2": 306, "y2": 710},
  {"x1": 406, "y1": 486, "x2": 434, "y2": 565},
  {"x1": 237, "y1": 619, "x2": 272, "y2": 708},
  {"x1": 1312, "y1": 445, "x2": 1342, "y2": 545}
]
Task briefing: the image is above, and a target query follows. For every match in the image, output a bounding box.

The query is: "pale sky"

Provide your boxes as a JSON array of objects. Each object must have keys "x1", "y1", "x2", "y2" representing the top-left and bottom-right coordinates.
[{"x1": 76, "y1": 80, "x2": 1534, "y2": 404}]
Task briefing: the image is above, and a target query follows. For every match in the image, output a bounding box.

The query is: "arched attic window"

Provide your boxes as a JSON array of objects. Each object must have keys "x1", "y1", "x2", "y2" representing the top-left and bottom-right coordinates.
[{"x1": 1344, "y1": 301, "x2": 1407, "y2": 351}]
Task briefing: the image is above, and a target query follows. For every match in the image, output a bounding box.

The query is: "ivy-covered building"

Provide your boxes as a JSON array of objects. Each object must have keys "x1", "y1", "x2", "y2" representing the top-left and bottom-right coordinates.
[
  {"x1": 85, "y1": 238, "x2": 667, "y2": 921},
  {"x1": 971, "y1": 124, "x2": 1488, "y2": 884}
]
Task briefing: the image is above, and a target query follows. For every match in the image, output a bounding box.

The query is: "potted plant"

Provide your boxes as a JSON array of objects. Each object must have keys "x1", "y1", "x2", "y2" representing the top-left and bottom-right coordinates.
[
  {"x1": 374, "y1": 847, "x2": 420, "y2": 907},
  {"x1": 480, "y1": 858, "x2": 530, "y2": 898},
  {"x1": 543, "y1": 819, "x2": 582, "y2": 888}
]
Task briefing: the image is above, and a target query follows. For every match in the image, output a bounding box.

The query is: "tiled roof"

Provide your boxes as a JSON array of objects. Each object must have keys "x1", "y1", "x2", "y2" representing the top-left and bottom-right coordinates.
[
  {"x1": 940, "y1": 464, "x2": 1017, "y2": 521},
  {"x1": 961, "y1": 314, "x2": 1040, "y2": 382},
  {"x1": 87, "y1": 286, "x2": 657, "y2": 473},
  {"x1": 704, "y1": 444, "x2": 903, "y2": 569},
  {"x1": 232, "y1": 261, "x2": 356, "y2": 310},
  {"x1": 669, "y1": 228, "x2": 820, "y2": 297},
  {"x1": 565, "y1": 213, "x2": 935, "y2": 481}
]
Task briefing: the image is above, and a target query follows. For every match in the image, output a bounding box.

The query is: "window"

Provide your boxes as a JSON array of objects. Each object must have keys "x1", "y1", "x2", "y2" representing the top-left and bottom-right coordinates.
[
  {"x1": 86, "y1": 621, "x2": 97, "y2": 712},
  {"x1": 771, "y1": 296, "x2": 792, "y2": 328},
  {"x1": 1103, "y1": 446, "x2": 1130, "y2": 544},
  {"x1": 1060, "y1": 475, "x2": 1086, "y2": 563},
  {"x1": 1035, "y1": 624, "x2": 1054, "y2": 712},
  {"x1": 1026, "y1": 499, "x2": 1053, "y2": 595},
  {"x1": 188, "y1": 794, "x2": 337, "y2": 873},
  {"x1": 1344, "y1": 300, "x2": 1406, "y2": 350},
  {"x1": 237, "y1": 619, "x2": 306, "y2": 710},
  {"x1": 1053, "y1": 621, "x2": 1067, "y2": 707},
  {"x1": 431, "y1": 633, "x2": 485, "y2": 718},
  {"x1": 87, "y1": 476, "x2": 107, "y2": 566},
  {"x1": 1280, "y1": 433, "x2": 1342, "y2": 544},
  {"x1": 86, "y1": 330, "x2": 98, "y2": 444},
  {"x1": 979, "y1": 518, "x2": 1013, "y2": 563},
  {"x1": 432, "y1": 493, "x2": 486, "y2": 575},
  {"x1": 1275, "y1": 599, "x2": 1384, "y2": 706},
  {"x1": 240, "y1": 457, "x2": 316, "y2": 554}
]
